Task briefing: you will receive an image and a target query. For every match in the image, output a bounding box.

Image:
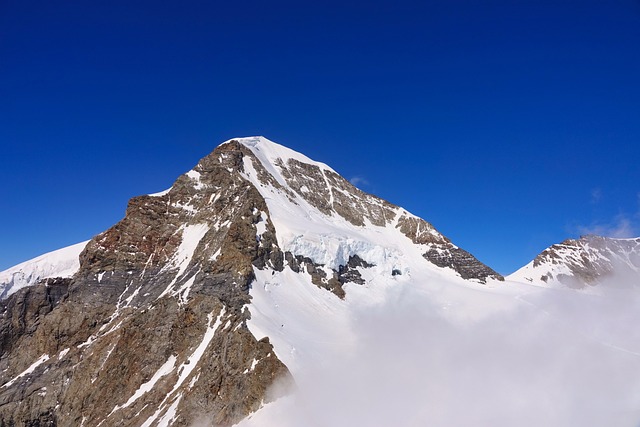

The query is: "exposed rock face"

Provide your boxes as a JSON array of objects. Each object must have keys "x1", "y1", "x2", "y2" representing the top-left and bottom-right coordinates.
[
  {"x1": 397, "y1": 216, "x2": 502, "y2": 282},
  {"x1": 423, "y1": 247, "x2": 501, "y2": 281},
  {"x1": 1, "y1": 136, "x2": 502, "y2": 426},
  {"x1": 1, "y1": 141, "x2": 292, "y2": 426},
  {"x1": 508, "y1": 235, "x2": 640, "y2": 288}
]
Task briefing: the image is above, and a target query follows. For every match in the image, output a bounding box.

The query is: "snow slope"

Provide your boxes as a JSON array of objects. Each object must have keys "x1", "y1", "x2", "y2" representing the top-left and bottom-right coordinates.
[
  {"x1": 236, "y1": 136, "x2": 449, "y2": 272},
  {"x1": 0, "y1": 241, "x2": 87, "y2": 299},
  {"x1": 229, "y1": 137, "x2": 640, "y2": 427}
]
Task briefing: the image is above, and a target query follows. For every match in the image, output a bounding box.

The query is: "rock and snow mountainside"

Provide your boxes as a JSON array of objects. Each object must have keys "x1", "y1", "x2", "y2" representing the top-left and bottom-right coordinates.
[
  {"x1": 233, "y1": 136, "x2": 502, "y2": 284},
  {"x1": 0, "y1": 241, "x2": 88, "y2": 299},
  {"x1": 508, "y1": 235, "x2": 640, "y2": 288},
  {"x1": 0, "y1": 137, "x2": 502, "y2": 426},
  {"x1": 3, "y1": 137, "x2": 640, "y2": 427}
]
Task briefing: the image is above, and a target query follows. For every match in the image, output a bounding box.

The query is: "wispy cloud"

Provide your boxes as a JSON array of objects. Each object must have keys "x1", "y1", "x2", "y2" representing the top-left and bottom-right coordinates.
[
  {"x1": 576, "y1": 191, "x2": 640, "y2": 238},
  {"x1": 349, "y1": 176, "x2": 369, "y2": 187},
  {"x1": 576, "y1": 214, "x2": 638, "y2": 238}
]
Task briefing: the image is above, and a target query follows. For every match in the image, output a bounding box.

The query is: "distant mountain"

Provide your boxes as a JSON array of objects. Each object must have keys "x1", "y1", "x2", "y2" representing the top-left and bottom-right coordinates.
[
  {"x1": 508, "y1": 235, "x2": 640, "y2": 288},
  {"x1": 0, "y1": 137, "x2": 502, "y2": 426},
  {"x1": 0, "y1": 241, "x2": 87, "y2": 299}
]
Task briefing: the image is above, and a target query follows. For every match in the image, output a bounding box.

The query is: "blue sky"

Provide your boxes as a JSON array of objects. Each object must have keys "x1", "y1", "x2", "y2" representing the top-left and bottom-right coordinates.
[{"x1": 1, "y1": 0, "x2": 639, "y2": 274}]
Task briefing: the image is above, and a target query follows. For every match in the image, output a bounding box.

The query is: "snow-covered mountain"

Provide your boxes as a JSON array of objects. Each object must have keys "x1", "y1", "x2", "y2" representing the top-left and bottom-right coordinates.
[
  {"x1": 0, "y1": 137, "x2": 500, "y2": 426},
  {"x1": 508, "y1": 235, "x2": 640, "y2": 288},
  {"x1": 0, "y1": 241, "x2": 87, "y2": 299},
  {"x1": 2, "y1": 137, "x2": 640, "y2": 427}
]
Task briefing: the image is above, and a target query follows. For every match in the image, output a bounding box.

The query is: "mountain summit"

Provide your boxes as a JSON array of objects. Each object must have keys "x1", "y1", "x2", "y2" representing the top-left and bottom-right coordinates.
[
  {"x1": 1, "y1": 136, "x2": 501, "y2": 425},
  {"x1": 508, "y1": 235, "x2": 640, "y2": 288}
]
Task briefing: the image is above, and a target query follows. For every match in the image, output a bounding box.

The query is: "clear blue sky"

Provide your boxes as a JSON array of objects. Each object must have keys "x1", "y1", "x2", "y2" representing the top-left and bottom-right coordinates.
[{"x1": 1, "y1": 0, "x2": 639, "y2": 274}]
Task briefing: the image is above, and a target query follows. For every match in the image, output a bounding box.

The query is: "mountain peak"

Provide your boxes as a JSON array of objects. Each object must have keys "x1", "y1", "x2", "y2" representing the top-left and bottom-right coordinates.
[
  {"x1": 508, "y1": 234, "x2": 640, "y2": 288},
  {"x1": 223, "y1": 136, "x2": 336, "y2": 176},
  {"x1": 227, "y1": 135, "x2": 268, "y2": 145},
  {"x1": 0, "y1": 136, "x2": 501, "y2": 426}
]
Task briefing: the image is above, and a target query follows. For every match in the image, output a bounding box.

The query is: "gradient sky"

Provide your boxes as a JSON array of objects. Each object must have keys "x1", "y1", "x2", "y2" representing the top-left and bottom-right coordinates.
[{"x1": 1, "y1": 0, "x2": 639, "y2": 274}]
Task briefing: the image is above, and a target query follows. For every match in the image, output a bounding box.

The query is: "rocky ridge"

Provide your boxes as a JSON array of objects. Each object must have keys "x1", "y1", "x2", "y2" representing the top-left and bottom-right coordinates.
[{"x1": 1, "y1": 136, "x2": 502, "y2": 426}]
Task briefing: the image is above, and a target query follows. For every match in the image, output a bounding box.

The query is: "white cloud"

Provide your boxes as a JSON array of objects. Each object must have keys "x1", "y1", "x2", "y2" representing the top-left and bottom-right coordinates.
[
  {"x1": 239, "y1": 277, "x2": 640, "y2": 427},
  {"x1": 349, "y1": 176, "x2": 369, "y2": 187}
]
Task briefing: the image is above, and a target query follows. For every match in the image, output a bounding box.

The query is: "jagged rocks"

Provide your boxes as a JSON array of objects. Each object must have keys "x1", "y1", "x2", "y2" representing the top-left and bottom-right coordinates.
[
  {"x1": 282, "y1": 252, "x2": 344, "y2": 298},
  {"x1": 337, "y1": 255, "x2": 374, "y2": 286},
  {"x1": 281, "y1": 253, "x2": 375, "y2": 299}
]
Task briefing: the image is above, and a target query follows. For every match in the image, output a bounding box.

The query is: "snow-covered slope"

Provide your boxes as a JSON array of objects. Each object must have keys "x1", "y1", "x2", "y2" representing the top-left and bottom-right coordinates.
[
  {"x1": 0, "y1": 241, "x2": 87, "y2": 299},
  {"x1": 508, "y1": 235, "x2": 640, "y2": 288},
  {"x1": 231, "y1": 138, "x2": 640, "y2": 426}
]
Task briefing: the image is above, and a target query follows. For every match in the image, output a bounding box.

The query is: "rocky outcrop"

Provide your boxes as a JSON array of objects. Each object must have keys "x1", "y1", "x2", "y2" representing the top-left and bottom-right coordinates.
[
  {"x1": 280, "y1": 253, "x2": 375, "y2": 299},
  {"x1": 397, "y1": 216, "x2": 503, "y2": 282},
  {"x1": 423, "y1": 247, "x2": 502, "y2": 282}
]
